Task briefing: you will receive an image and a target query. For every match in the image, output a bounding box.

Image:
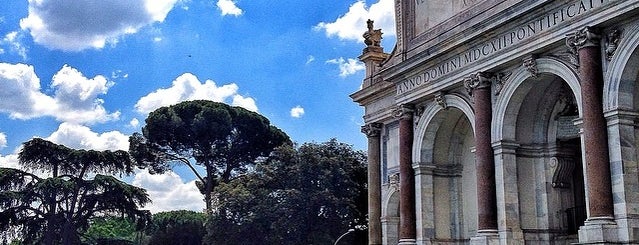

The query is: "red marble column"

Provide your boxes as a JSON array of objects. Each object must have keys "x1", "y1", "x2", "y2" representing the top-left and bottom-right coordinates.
[
  {"x1": 395, "y1": 104, "x2": 416, "y2": 243},
  {"x1": 568, "y1": 26, "x2": 614, "y2": 219},
  {"x1": 362, "y1": 123, "x2": 383, "y2": 245},
  {"x1": 464, "y1": 72, "x2": 498, "y2": 231}
]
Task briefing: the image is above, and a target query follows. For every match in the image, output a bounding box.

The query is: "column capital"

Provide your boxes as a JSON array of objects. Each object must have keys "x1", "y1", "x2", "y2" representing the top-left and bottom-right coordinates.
[
  {"x1": 393, "y1": 104, "x2": 415, "y2": 120},
  {"x1": 567, "y1": 26, "x2": 601, "y2": 50},
  {"x1": 361, "y1": 122, "x2": 383, "y2": 137},
  {"x1": 463, "y1": 72, "x2": 493, "y2": 96}
]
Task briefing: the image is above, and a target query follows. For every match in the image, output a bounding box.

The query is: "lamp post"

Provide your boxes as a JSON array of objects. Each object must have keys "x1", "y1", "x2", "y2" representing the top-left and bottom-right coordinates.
[{"x1": 334, "y1": 228, "x2": 355, "y2": 245}]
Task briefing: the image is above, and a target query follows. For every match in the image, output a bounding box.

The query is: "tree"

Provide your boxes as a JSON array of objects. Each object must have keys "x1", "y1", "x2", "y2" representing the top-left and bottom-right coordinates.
[
  {"x1": 0, "y1": 138, "x2": 151, "y2": 245},
  {"x1": 129, "y1": 100, "x2": 290, "y2": 210},
  {"x1": 205, "y1": 139, "x2": 368, "y2": 245},
  {"x1": 83, "y1": 216, "x2": 147, "y2": 245},
  {"x1": 146, "y1": 210, "x2": 206, "y2": 245}
]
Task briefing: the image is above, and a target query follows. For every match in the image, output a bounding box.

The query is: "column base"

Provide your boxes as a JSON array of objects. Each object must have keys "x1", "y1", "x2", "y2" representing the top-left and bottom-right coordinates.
[
  {"x1": 398, "y1": 238, "x2": 417, "y2": 245},
  {"x1": 578, "y1": 217, "x2": 619, "y2": 244},
  {"x1": 470, "y1": 230, "x2": 499, "y2": 245}
]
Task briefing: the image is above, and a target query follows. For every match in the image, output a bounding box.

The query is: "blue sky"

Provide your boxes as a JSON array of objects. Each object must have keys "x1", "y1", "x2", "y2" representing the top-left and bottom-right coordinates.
[{"x1": 0, "y1": 0, "x2": 396, "y2": 212}]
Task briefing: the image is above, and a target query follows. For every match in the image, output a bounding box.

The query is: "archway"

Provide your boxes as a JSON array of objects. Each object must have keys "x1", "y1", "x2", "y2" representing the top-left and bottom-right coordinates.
[
  {"x1": 414, "y1": 96, "x2": 477, "y2": 243},
  {"x1": 603, "y1": 23, "x2": 639, "y2": 241},
  {"x1": 382, "y1": 188, "x2": 400, "y2": 245},
  {"x1": 494, "y1": 59, "x2": 585, "y2": 243}
]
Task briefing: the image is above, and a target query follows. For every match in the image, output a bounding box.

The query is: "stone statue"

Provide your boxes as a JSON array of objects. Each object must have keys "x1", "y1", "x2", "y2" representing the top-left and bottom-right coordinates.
[{"x1": 363, "y1": 19, "x2": 382, "y2": 47}]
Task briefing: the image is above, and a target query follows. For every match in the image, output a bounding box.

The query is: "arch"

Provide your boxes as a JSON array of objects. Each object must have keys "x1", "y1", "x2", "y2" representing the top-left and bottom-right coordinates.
[
  {"x1": 382, "y1": 186, "x2": 400, "y2": 218},
  {"x1": 604, "y1": 23, "x2": 639, "y2": 111},
  {"x1": 493, "y1": 57, "x2": 582, "y2": 142},
  {"x1": 381, "y1": 186, "x2": 400, "y2": 245},
  {"x1": 413, "y1": 93, "x2": 475, "y2": 162}
]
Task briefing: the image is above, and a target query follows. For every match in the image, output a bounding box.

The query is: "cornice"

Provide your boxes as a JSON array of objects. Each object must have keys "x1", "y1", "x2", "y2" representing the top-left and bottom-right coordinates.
[{"x1": 350, "y1": 79, "x2": 395, "y2": 106}]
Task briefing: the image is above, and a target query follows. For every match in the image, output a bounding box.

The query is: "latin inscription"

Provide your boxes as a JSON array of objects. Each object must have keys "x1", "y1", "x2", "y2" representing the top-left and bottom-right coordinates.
[{"x1": 398, "y1": 0, "x2": 609, "y2": 95}]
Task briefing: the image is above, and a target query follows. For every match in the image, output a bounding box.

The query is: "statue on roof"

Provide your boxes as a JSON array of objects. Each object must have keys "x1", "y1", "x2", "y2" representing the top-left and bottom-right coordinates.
[{"x1": 363, "y1": 19, "x2": 382, "y2": 47}]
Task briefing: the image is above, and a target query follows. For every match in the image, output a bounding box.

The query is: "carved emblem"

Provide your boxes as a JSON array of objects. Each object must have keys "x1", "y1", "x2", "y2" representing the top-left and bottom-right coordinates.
[
  {"x1": 363, "y1": 19, "x2": 383, "y2": 54},
  {"x1": 435, "y1": 91, "x2": 447, "y2": 109},
  {"x1": 361, "y1": 123, "x2": 382, "y2": 138},
  {"x1": 494, "y1": 72, "x2": 512, "y2": 95},
  {"x1": 389, "y1": 173, "x2": 400, "y2": 190},
  {"x1": 605, "y1": 29, "x2": 621, "y2": 61},
  {"x1": 523, "y1": 56, "x2": 538, "y2": 78}
]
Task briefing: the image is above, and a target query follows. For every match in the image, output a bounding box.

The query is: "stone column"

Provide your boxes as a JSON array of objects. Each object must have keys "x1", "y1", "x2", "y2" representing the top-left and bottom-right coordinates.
[
  {"x1": 395, "y1": 104, "x2": 416, "y2": 245},
  {"x1": 362, "y1": 123, "x2": 383, "y2": 245},
  {"x1": 567, "y1": 26, "x2": 618, "y2": 243},
  {"x1": 464, "y1": 72, "x2": 498, "y2": 232},
  {"x1": 568, "y1": 26, "x2": 614, "y2": 219}
]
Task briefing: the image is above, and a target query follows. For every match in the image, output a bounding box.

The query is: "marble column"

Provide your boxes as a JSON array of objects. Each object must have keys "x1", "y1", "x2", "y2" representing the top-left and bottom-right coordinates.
[
  {"x1": 567, "y1": 26, "x2": 619, "y2": 243},
  {"x1": 395, "y1": 104, "x2": 416, "y2": 244},
  {"x1": 568, "y1": 26, "x2": 614, "y2": 220},
  {"x1": 464, "y1": 72, "x2": 498, "y2": 231},
  {"x1": 362, "y1": 123, "x2": 383, "y2": 245}
]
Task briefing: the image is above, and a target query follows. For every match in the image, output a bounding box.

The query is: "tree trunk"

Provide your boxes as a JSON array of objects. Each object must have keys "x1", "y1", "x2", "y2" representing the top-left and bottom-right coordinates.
[
  {"x1": 205, "y1": 167, "x2": 213, "y2": 211},
  {"x1": 61, "y1": 221, "x2": 78, "y2": 245}
]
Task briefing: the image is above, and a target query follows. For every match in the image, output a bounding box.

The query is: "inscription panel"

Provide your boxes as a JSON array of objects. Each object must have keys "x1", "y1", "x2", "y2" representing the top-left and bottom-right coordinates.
[
  {"x1": 399, "y1": 0, "x2": 611, "y2": 95},
  {"x1": 414, "y1": 0, "x2": 480, "y2": 35}
]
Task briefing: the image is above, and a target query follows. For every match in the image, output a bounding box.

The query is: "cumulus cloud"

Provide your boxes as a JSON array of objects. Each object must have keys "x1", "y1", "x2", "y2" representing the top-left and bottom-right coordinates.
[
  {"x1": 326, "y1": 57, "x2": 365, "y2": 77},
  {"x1": 45, "y1": 122, "x2": 130, "y2": 151},
  {"x1": 20, "y1": 0, "x2": 179, "y2": 51},
  {"x1": 290, "y1": 106, "x2": 305, "y2": 118},
  {"x1": 217, "y1": 0, "x2": 243, "y2": 16},
  {"x1": 0, "y1": 154, "x2": 19, "y2": 169},
  {"x1": 133, "y1": 170, "x2": 204, "y2": 213},
  {"x1": 0, "y1": 132, "x2": 6, "y2": 149},
  {"x1": 314, "y1": 0, "x2": 395, "y2": 42},
  {"x1": 0, "y1": 63, "x2": 120, "y2": 124},
  {"x1": 135, "y1": 73, "x2": 258, "y2": 113}
]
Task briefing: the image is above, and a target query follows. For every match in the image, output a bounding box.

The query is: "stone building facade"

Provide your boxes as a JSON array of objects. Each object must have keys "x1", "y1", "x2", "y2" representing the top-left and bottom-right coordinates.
[{"x1": 352, "y1": 0, "x2": 639, "y2": 244}]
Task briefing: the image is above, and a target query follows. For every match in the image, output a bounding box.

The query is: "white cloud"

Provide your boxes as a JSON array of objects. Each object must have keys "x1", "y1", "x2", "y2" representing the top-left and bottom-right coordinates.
[
  {"x1": 314, "y1": 0, "x2": 395, "y2": 42},
  {"x1": 0, "y1": 154, "x2": 20, "y2": 169},
  {"x1": 326, "y1": 57, "x2": 365, "y2": 77},
  {"x1": 111, "y1": 70, "x2": 128, "y2": 79},
  {"x1": 20, "y1": 0, "x2": 179, "y2": 51},
  {"x1": 290, "y1": 106, "x2": 305, "y2": 118},
  {"x1": 217, "y1": 0, "x2": 243, "y2": 16},
  {"x1": 130, "y1": 118, "x2": 140, "y2": 128},
  {"x1": 45, "y1": 122, "x2": 129, "y2": 151},
  {"x1": 132, "y1": 170, "x2": 204, "y2": 213},
  {"x1": 2, "y1": 32, "x2": 28, "y2": 59},
  {"x1": 0, "y1": 132, "x2": 6, "y2": 149},
  {"x1": 0, "y1": 63, "x2": 120, "y2": 124},
  {"x1": 135, "y1": 73, "x2": 258, "y2": 113},
  {"x1": 306, "y1": 55, "x2": 316, "y2": 65}
]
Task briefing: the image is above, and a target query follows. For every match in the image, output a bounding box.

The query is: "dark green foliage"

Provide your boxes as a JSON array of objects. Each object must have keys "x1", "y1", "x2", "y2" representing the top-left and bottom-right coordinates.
[
  {"x1": 82, "y1": 217, "x2": 145, "y2": 244},
  {"x1": 0, "y1": 139, "x2": 151, "y2": 245},
  {"x1": 146, "y1": 210, "x2": 206, "y2": 245},
  {"x1": 130, "y1": 100, "x2": 290, "y2": 210},
  {"x1": 205, "y1": 139, "x2": 368, "y2": 245}
]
